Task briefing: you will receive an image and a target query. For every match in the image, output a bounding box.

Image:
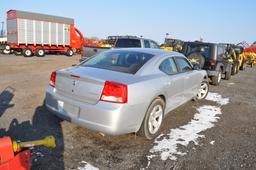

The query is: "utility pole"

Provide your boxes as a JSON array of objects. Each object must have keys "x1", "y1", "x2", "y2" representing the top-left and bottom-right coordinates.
[{"x1": 1, "y1": 21, "x2": 4, "y2": 37}]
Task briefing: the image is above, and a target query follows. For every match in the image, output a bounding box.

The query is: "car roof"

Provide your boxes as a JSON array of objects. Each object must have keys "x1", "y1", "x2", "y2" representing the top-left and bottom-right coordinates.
[
  {"x1": 185, "y1": 41, "x2": 216, "y2": 46},
  {"x1": 108, "y1": 48, "x2": 181, "y2": 56}
]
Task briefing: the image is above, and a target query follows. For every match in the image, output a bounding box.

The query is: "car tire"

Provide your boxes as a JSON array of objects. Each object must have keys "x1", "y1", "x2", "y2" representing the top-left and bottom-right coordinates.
[
  {"x1": 66, "y1": 49, "x2": 74, "y2": 57},
  {"x1": 225, "y1": 67, "x2": 232, "y2": 80},
  {"x1": 138, "y1": 97, "x2": 165, "y2": 140},
  {"x1": 231, "y1": 64, "x2": 237, "y2": 75},
  {"x1": 35, "y1": 48, "x2": 45, "y2": 57},
  {"x1": 194, "y1": 81, "x2": 209, "y2": 101},
  {"x1": 23, "y1": 48, "x2": 33, "y2": 57},
  {"x1": 235, "y1": 64, "x2": 239, "y2": 74},
  {"x1": 240, "y1": 61, "x2": 246, "y2": 71},
  {"x1": 211, "y1": 71, "x2": 221, "y2": 86}
]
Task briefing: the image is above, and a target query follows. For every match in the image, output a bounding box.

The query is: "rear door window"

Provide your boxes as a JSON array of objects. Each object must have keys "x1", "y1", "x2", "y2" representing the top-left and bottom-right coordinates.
[
  {"x1": 82, "y1": 50, "x2": 154, "y2": 74},
  {"x1": 115, "y1": 39, "x2": 141, "y2": 48},
  {"x1": 159, "y1": 58, "x2": 178, "y2": 75},
  {"x1": 175, "y1": 57, "x2": 193, "y2": 72}
]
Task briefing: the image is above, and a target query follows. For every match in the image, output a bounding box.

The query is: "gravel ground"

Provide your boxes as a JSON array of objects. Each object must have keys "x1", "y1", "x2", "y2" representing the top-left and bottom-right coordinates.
[{"x1": 0, "y1": 54, "x2": 256, "y2": 170}]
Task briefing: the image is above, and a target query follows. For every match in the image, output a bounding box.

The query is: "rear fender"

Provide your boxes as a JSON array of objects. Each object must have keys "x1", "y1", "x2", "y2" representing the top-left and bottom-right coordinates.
[{"x1": 215, "y1": 63, "x2": 224, "y2": 72}]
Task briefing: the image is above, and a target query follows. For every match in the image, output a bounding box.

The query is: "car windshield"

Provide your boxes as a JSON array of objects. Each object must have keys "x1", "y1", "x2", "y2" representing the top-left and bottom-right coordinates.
[
  {"x1": 115, "y1": 39, "x2": 141, "y2": 48},
  {"x1": 185, "y1": 43, "x2": 211, "y2": 58},
  {"x1": 81, "y1": 50, "x2": 154, "y2": 74}
]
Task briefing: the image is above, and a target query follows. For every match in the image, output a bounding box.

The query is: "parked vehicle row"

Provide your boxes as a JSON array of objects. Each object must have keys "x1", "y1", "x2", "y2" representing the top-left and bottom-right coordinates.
[
  {"x1": 162, "y1": 39, "x2": 249, "y2": 86},
  {"x1": 43, "y1": 37, "x2": 254, "y2": 139}
]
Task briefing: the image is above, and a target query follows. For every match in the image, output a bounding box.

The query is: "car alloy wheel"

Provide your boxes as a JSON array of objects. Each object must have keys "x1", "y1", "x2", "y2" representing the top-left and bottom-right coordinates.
[
  {"x1": 148, "y1": 105, "x2": 163, "y2": 134},
  {"x1": 196, "y1": 81, "x2": 209, "y2": 100}
]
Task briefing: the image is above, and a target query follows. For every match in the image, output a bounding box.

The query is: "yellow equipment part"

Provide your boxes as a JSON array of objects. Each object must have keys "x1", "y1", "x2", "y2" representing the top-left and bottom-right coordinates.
[
  {"x1": 160, "y1": 46, "x2": 173, "y2": 51},
  {"x1": 227, "y1": 58, "x2": 233, "y2": 62},
  {"x1": 243, "y1": 52, "x2": 256, "y2": 65},
  {"x1": 12, "y1": 136, "x2": 56, "y2": 152}
]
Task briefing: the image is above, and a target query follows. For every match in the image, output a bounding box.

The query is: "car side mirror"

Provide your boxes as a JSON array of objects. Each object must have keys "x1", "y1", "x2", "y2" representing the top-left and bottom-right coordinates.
[{"x1": 193, "y1": 63, "x2": 201, "y2": 70}]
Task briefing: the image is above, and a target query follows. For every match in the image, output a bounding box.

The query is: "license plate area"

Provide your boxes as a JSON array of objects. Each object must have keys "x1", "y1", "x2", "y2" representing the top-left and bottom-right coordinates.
[{"x1": 58, "y1": 100, "x2": 79, "y2": 118}]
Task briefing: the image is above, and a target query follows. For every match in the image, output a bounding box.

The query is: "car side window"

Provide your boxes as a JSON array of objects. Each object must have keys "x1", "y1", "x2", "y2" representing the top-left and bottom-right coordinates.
[
  {"x1": 217, "y1": 46, "x2": 225, "y2": 57},
  {"x1": 175, "y1": 57, "x2": 193, "y2": 72},
  {"x1": 144, "y1": 40, "x2": 150, "y2": 48},
  {"x1": 149, "y1": 41, "x2": 160, "y2": 48},
  {"x1": 159, "y1": 58, "x2": 178, "y2": 75}
]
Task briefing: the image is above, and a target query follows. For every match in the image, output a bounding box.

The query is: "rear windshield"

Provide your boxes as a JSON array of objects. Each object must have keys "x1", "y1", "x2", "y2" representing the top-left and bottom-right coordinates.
[
  {"x1": 81, "y1": 51, "x2": 154, "y2": 74},
  {"x1": 115, "y1": 39, "x2": 141, "y2": 48},
  {"x1": 184, "y1": 43, "x2": 211, "y2": 58}
]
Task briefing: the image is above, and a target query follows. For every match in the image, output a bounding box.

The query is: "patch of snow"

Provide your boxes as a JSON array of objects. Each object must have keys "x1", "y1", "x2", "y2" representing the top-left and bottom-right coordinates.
[
  {"x1": 146, "y1": 92, "x2": 229, "y2": 168},
  {"x1": 205, "y1": 92, "x2": 229, "y2": 105},
  {"x1": 210, "y1": 141, "x2": 215, "y2": 145},
  {"x1": 148, "y1": 105, "x2": 221, "y2": 162},
  {"x1": 77, "y1": 161, "x2": 99, "y2": 170}
]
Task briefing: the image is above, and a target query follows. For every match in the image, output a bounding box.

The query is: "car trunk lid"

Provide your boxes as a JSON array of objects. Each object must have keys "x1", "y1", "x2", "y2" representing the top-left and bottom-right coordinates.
[{"x1": 55, "y1": 66, "x2": 135, "y2": 105}]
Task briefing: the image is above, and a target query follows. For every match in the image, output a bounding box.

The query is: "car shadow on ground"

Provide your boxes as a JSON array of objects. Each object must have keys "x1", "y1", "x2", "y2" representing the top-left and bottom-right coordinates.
[{"x1": 0, "y1": 101, "x2": 65, "y2": 170}]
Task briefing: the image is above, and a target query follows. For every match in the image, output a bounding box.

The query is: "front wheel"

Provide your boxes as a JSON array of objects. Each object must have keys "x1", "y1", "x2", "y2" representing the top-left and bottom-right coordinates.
[
  {"x1": 66, "y1": 49, "x2": 74, "y2": 57},
  {"x1": 138, "y1": 98, "x2": 165, "y2": 140},
  {"x1": 195, "y1": 81, "x2": 209, "y2": 100},
  {"x1": 225, "y1": 67, "x2": 232, "y2": 80}
]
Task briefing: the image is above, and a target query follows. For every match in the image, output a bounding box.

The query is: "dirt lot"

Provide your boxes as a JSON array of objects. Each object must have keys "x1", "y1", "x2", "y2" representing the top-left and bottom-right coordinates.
[{"x1": 0, "y1": 54, "x2": 256, "y2": 170}]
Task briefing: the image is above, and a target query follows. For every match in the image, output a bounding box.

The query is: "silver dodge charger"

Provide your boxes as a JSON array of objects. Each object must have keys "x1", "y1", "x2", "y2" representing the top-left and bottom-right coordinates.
[{"x1": 45, "y1": 48, "x2": 209, "y2": 139}]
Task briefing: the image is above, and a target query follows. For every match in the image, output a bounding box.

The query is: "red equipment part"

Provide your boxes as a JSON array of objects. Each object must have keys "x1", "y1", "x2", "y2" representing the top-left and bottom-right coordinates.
[
  {"x1": 244, "y1": 47, "x2": 256, "y2": 53},
  {"x1": 0, "y1": 137, "x2": 31, "y2": 170}
]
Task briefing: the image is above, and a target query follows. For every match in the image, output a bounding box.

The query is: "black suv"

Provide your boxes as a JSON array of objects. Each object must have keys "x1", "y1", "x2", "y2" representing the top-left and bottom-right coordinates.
[{"x1": 182, "y1": 42, "x2": 233, "y2": 85}]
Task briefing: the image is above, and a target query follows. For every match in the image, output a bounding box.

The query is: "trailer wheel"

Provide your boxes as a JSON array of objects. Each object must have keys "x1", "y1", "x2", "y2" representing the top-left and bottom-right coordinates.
[
  {"x1": 66, "y1": 49, "x2": 74, "y2": 57},
  {"x1": 35, "y1": 48, "x2": 45, "y2": 57},
  {"x1": 14, "y1": 50, "x2": 22, "y2": 56},
  {"x1": 3, "y1": 45, "x2": 11, "y2": 54},
  {"x1": 23, "y1": 48, "x2": 33, "y2": 57},
  {"x1": 3, "y1": 49, "x2": 11, "y2": 55}
]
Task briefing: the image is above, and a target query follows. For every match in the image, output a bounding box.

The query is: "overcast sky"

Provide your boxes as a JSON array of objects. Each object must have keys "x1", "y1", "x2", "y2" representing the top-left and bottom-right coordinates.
[{"x1": 1, "y1": 0, "x2": 255, "y2": 44}]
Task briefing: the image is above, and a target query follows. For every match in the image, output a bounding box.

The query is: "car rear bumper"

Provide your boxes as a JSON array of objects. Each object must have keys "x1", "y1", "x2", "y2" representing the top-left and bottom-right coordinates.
[
  {"x1": 45, "y1": 86, "x2": 144, "y2": 135},
  {"x1": 207, "y1": 70, "x2": 218, "y2": 77}
]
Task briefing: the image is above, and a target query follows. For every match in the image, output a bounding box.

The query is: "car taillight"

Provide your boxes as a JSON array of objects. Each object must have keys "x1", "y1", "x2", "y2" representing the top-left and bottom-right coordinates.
[
  {"x1": 209, "y1": 59, "x2": 216, "y2": 66},
  {"x1": 100, "y1": 81, "x2": 128, "y2": 104},
  {"x1": 49, "y1": 71, "x2": 57, "y2": 87}
]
